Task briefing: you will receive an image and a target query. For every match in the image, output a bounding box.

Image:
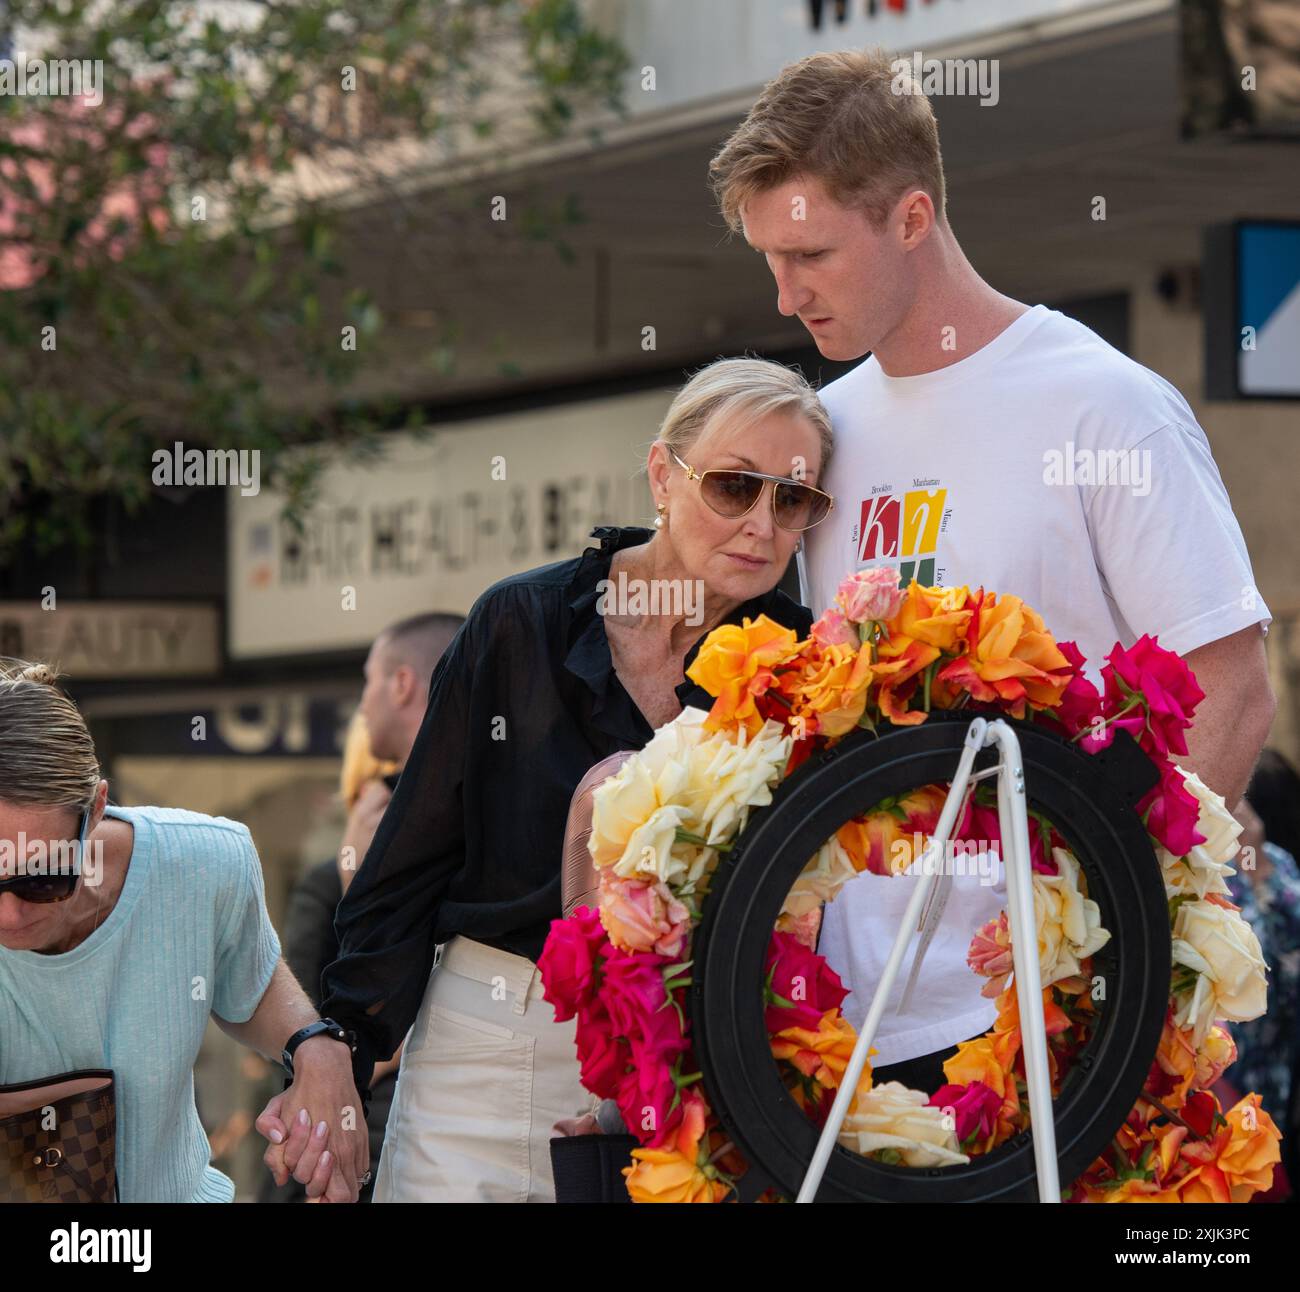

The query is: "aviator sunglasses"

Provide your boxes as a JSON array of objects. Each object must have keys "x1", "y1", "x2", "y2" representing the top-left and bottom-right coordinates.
[
  {"x1": 0, "y1": 806, "x2": 90, "y2": 904},
  {"x1": 668, "y1": 448, "x2": 834, "y2": 532}
]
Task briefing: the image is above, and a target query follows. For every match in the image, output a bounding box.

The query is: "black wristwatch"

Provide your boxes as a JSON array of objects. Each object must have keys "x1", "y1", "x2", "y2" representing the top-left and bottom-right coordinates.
[{"x1": 281, "y1": 1018, "x2": 356, "y2": 1079}]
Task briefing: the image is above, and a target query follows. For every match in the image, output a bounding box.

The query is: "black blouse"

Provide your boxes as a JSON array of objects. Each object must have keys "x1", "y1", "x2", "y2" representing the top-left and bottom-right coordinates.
[{"x1": 319, "y1": 525, "x2": 813, "y2": 1078}]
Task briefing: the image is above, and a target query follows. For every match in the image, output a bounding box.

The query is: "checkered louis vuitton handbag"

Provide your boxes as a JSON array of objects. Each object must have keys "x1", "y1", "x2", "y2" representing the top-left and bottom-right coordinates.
[{"x1": 0, "y1": 1069, "x2": 117, "y2": 1202}]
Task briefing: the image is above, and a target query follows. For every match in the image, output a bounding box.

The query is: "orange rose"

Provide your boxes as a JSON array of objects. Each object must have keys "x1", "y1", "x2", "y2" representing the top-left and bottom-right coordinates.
[
  {"x1": 1153, "y1": 1120, "x2": 1189, "y2": 1185},
  {"x1": 784, "y1": 641, "x2": 874, "y2": 738},
  {"x1": 942, "y1": 1034, "x2": 1008, "y2": 1097},
  {"x1": 1217, "y1": 1094, "x2": 1282, "y2": 1200},
  {"x1": 893, "y1": 581, "x2": 972, "y2": 653},
  {"x1": 771, "y1": 1008, "x2": 872, "y2": 1093},
  {"x1": 622, "y1": 1093, "x2": 731, "y2": 1203},
  {"x1": 686, "y1": 615, "x2": 799, "y2": 736},
  {"x1": 837, "y1": 812, "x2": 908, "y2": 876},
  {"x1": 994, "y1": 981, "x2": 1072, "y2": 1046},
  {"x1": 1081, "y1": 1177, "x2": 1183, "y2": 1203},
  {"x1": 872, "y1": 634, "x2": 940, "y2": 725},
  {"x1": 1152, "y1": 1017, "x2": 1198, "y2": 1110},
  {"x1": 936, "y1": 592, "x2": 1071, "y2": 717},
  {"x1": 1174, "y1": 1164, "x2": 1233, "y2": 1203},
  {"x1": 837, "y1": 784, "x2": 948, "y2": 876}
]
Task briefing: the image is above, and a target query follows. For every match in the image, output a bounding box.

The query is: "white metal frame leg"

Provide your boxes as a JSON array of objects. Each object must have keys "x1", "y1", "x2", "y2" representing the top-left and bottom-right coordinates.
[
  {"x1": 986, "y1": 719, "x2": 1060, "y2": 1203},
  {"x1": 795, "y1": 716, "x2": 1061, "y2": 1203}
]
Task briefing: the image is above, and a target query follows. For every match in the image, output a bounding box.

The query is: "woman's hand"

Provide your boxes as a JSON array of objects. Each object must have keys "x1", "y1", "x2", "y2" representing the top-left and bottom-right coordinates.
[
  {"x1": 553, "y1": 1112, "x2": 601, "y2": 1136},
  {"x1": 255, "y1": 1037, "x2": 369, "y2": 1201},
  {"x1": 256, "y1": 1094, "x2": 342, "y2": 1199}
]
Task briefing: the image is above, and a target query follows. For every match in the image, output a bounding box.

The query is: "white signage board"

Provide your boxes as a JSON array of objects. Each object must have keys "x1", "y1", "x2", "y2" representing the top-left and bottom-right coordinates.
[
  {"x1": 615, "y1": 0, "x2": 1121, "y2": 116},
  {"x1": 227, "y1": 389, "x2": 668, "y2": 659}
]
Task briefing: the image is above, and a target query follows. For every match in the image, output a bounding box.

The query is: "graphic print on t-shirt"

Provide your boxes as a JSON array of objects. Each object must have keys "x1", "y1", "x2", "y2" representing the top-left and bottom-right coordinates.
[{"x1": 852, "y1": 480, "x2": 951, "y2": 586}]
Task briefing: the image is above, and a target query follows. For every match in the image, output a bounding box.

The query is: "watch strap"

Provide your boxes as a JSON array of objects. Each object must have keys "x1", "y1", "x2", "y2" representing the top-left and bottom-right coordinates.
[{"x1": 281, "y1": 1018, "x2": 353, "y2": 1076}]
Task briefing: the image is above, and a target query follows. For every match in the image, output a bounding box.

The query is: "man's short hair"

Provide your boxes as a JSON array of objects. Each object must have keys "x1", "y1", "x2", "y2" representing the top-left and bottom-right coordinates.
[
  {"x1": 709, "y1": 46, "x2": 947, "y2": 234},
  {"x1": 377, "y1": 612, "x2": 464, "y2": 685}
]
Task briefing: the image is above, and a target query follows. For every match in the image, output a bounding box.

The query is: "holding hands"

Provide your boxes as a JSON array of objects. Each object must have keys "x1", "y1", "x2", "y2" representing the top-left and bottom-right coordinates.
[{"x1": 255, "y1": 1035, "x2": 370, "y2": 1202}]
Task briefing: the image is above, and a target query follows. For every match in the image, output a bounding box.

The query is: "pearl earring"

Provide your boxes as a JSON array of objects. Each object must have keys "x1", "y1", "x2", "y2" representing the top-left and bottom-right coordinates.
[{"x1": 655, "y1": 502, "x2": 667, "y2": 529}]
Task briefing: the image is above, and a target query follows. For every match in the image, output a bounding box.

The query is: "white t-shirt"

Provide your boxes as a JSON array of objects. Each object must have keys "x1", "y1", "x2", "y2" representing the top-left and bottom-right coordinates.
[{"x1": 801, "y1": 303, "x2": 1270, "y2": 1067}]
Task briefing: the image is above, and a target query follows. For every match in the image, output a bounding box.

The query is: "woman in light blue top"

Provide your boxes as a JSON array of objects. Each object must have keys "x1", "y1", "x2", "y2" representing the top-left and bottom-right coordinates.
[{"x1": 0, "y1": 659, "x2": 368, "y2": 1202}]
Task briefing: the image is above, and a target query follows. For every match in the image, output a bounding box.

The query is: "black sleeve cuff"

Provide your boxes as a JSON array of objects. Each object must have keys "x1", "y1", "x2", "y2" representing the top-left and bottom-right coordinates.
[{"x1": 348, "y1": 1028, "x2": 378, "y2": 1098}]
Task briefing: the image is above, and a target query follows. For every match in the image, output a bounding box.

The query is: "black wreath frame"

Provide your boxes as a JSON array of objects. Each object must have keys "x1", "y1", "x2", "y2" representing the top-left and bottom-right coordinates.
[{"x1": 690, "y1": 710, "x2": 1171, "y2": 1203}]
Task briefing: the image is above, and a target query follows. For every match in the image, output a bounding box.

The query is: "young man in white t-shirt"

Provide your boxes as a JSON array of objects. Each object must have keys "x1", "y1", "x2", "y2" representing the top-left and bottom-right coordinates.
[{"x1": 709, "y1": 49, "x2": 1276, "y2": 1079}]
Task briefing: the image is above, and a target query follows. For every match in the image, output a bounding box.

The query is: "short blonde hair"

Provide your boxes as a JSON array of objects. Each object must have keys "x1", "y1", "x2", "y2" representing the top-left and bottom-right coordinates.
[
  {"x1": 658, "y1": 357, "x2": 833, "y2": 481},
  {"x1": 710, "y1": 47, "x2": 946, "y2": 233},
  {"x1": 339, "y1": 711, "x2": 398, "y2": 811},
  {"x1": 0, "y1": 659, "x2": 100, "y2": 810}
]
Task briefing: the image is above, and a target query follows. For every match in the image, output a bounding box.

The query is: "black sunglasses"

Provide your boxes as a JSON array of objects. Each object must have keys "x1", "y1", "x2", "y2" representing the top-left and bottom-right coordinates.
[
  {"x1": 0, "y1": 807, "x2": 90, "y2": 905},
  {"x1": 669, "y1": 449, "x2": 834, "y2": 532}
]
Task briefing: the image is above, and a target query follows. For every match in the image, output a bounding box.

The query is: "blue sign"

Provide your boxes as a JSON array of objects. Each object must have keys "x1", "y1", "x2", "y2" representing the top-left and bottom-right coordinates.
[{"x1": 1204, "y1": 220, "x2": 1300, "y2": 401}]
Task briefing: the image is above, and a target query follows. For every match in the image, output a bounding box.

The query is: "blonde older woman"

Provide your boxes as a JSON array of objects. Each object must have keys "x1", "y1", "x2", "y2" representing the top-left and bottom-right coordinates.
[
  {"x1": 280, "y1": 357, "x2": 835, "y2": 1202},
  {"x1": 0, "y1": 661, "x2": 363, "y2": 1202}
]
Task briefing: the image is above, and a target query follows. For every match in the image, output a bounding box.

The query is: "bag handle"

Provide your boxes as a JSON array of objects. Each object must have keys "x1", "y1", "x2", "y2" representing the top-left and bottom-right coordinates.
[{"x1": 0, "y1": 1069, "x2": 113, "y2": 1119}]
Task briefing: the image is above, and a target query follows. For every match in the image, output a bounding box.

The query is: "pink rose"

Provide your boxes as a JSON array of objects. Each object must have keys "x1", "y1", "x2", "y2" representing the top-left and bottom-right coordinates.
[
  {"x1": 598, "y1": 946, "x2": 681, "y2": 1042},
  {"x1": 783, "y1": 907, "x2": 823, "y2": 950},
  {"x1": 597, "y1": 949, "x2": 691, "y2": 1145},
  {"x1": 1090, "y1": 635, "x2": 1205, "y2": 760},
  {"x1": 1139, "y1": 760, "x2": 1206, "y2": 856},
  {"x1": 574, "y1": 998, "x2": 629, "y2": 1100},
  {"x1": 810, "y1": 606, "x2": 858, "y2": 648},
  {"x1": 539, "y1": 904, "x2": 609, "y2": 1022},
  {"x1": 615, "y1": 1004, "x2": 691, "y2": 1146},
  {"x1": 599, "y1": 872, "x2": 691, "y2": 958},
  {"x1": 763, "y1": 930, "x2": 849, "y2": 1034},
  {"x1": 966, "y1": 912, "x2": 1014, "y2": 998},
  {"x1": 929, "y1": 1081, "x2": 1001, "y2": 1144},
  {"x1": 1045, "y1": 640, "x2": 1102, "y2": 738},
  {"x1": 836, "y1": 567, "x2": 905, "y2": 625},
  {"x1": 958, "y1": 801, "x2": 1058, "y2": 876}
]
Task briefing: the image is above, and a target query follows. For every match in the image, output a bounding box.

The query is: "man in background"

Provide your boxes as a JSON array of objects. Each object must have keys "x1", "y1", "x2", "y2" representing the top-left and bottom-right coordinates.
[
  {"x1": 342, "y1": 612, "x2": 466, "y2": 895},
  {"x1": 260, "y1": 612, "x2": 464, "y2": 1202}
]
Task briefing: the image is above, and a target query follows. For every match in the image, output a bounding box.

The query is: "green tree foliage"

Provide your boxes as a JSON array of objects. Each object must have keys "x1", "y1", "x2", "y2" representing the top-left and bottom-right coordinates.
[{"x1": 0, "y1": 0, "x2": 627, "y2": 556}]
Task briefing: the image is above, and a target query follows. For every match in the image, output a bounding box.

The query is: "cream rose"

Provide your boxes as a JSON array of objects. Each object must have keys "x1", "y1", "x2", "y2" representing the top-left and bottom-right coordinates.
[
  {"x1": 612, "y1": 803, "x2": 694, "y2": 885},
  {"x1": 838, "y1": 1081, "x2": 969, "y2": 1168},
  {"x1": 588, "y1": 708, "x2": 713, "y2": 871},
  {"x1": 690, "y1": 718, "x2": 791, "y2": 845},
  {"x1": 1157, "y1": 843, "x2": 1234, "y2": 901},
  {"x1": 588, "y1": 708, "x2": 789, "y2": 889},
  {"x1": 1175, "y1": 766, "x2": 1244, "y2": 864},
  {"x1": 1033, "y1": 848, "x2": 1111, "y2": 987},
  {"x1": 635, "y1": 706, "x2": 709, "y2": 783},
  {"x1": 1172, "y1": 899, "x2": 1268, "y2": 1045},
  {"x1": 588, "y1": 758, "x2": 661, "y2": 868}
]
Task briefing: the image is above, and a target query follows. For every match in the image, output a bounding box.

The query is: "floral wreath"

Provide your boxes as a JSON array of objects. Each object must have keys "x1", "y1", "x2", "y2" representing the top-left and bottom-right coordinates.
[{"x1": 540, "y1": 570, "x2": 1281, "y2": 1203}]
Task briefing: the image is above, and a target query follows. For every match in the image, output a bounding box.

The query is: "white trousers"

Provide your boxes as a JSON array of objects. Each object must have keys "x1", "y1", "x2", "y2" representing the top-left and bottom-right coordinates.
[{"x1": 372, "y1": 936, "x2": 597, "y2": 1203}]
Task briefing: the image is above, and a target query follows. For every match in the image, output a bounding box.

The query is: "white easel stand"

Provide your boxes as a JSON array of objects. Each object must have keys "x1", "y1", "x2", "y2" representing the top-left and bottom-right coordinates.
[{"x1": 796, "y1": 716, "x2": 1061, "y2": 1203}]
